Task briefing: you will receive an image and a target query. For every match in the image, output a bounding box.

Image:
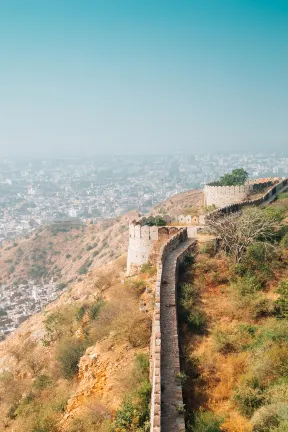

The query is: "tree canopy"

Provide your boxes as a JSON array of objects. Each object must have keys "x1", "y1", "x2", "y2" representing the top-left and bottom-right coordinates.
[{"x1": 218, "y1": 168, "x2": 248, "y2": 186}]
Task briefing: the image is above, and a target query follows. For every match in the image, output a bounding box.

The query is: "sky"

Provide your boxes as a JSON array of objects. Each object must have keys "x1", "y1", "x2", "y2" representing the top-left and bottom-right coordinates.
[{"x1": 0, "y1": 0, "x2": 287, "y2": 157}]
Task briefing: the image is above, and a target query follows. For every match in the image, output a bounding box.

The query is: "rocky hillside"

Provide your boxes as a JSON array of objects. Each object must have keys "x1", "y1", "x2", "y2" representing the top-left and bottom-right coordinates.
[
  {"x1": 0, "y1": 188, "x2": 203, "y2": 431},
  {"x1": 0, "y1": 255, "x2": 156, "y2": 431},
  {"x1": 0, "y1": 189, "x2": 203, "y2": 286},
  {"x1": 0, "y1": 212, "x2": 138, "y2": 287}
]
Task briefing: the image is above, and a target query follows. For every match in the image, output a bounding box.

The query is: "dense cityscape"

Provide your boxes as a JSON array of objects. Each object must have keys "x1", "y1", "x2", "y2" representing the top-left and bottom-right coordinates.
[{"x1": 0, "y1": 153, "x2": 287, "y2": 244}]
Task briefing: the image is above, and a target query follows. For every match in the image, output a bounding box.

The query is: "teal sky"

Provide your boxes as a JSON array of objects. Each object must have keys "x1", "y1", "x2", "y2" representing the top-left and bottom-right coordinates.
[{"x1": 0, "y1": 0, "x2": 287, "y2": 156}]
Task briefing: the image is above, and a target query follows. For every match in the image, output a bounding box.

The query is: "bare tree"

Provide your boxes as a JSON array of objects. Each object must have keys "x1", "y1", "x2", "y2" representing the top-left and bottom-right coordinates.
[{"x1": 207, "y1": 207, "x2": 280, "y2": 262}]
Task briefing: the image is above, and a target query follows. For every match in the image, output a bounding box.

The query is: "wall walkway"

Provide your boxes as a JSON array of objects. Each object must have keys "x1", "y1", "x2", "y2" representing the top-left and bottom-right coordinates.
[{"x1": 150, "y1": 228, "x2": 196, "y2": 432}]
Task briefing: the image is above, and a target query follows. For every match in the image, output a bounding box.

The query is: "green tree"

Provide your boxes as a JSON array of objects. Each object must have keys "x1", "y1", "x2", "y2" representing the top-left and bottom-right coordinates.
[{"x1": 218, "y1": 168, "x2": 248, "y2": 186}]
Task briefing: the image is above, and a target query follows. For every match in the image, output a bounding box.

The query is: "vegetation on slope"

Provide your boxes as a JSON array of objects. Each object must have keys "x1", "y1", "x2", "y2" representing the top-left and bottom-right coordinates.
[
  {"x1": 178, "y1": 194, "x2": 288, "y2": 432},
  {"x1": 0, "y1": 258, "x2": 154, "y2": 431}
]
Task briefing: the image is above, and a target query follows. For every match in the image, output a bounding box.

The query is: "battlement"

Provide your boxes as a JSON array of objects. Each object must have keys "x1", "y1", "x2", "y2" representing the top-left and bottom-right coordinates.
[
  {"x1": 204, "y1": 178, "x2": 280, "y2": 208},
  {"x1": 127, "y1": 218, "x2": 183, "y2": 275}
]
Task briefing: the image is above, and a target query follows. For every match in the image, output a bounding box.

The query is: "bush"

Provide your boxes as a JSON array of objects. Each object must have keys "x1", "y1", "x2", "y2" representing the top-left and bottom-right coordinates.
[
  {"x1": 33, "y1": 374, "x2": 54, "y2": 390},
  {"x1": 79, "y1": 265, "x2": 88, "y2": 275},
  {"x1": 235, "y1": 275, "x2": 263, "y2": 296},
  {"x1": 245, "y1": 242, "x2": 276, "y2": 265},
  {"x1": 140, "y1": 263, "x2": 157, "y2": 276},
  {"x1": 191, "y1": 411, "x2": 223, "y2": 432},
  {"x1": 251, "y1": 403, "x2": 288, "y2": 432},
  {"x1": 57, "y1": 338, "x2": 87, "y2": 379},
  {"x1": 213, "y1": 323, "x2": 256, "y2": 354},
  {"x1": 186, "y1": 310, "x2": 207, "y2": 332},
  {"x1": 127, "y1": 317, "x2": 150, "y2": 348},
  {"x1": 233, "y1": 381, "x2": 266, "y2": 417},
  {"x1": 280, "y1": 232, "x2": 288, "y2": 248},
  {"x1": 125, "y1": 278, "x2": 146, "y2": 295},
  {"x1": 76, "y1": 304, "x2": 87, "y2": 322},
  {"x1": 275, "y1": 281, "x2": 288, "y2": 319},
  {"x1": 251, "y1": 298, "x2": 275, "y2": 319},
  {"x1": 112, "y1": 354, "x2": 151, "y2": 431},
  {"x1": 146, "y1": 216, "x2": 166, "y2": 226},
  {"x1": 88, "y1": 298, "x2": 105, "y2": 321}
]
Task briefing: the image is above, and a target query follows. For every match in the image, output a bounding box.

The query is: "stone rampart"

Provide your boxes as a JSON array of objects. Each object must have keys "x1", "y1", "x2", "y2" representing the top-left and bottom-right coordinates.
[
  {"x1": 150, "y1": 229, "x2": 186, "y2": 431},
  {"x1": 127, "y1": 219, "x2": 184, "y2": 275},
  {"x1": 204, "y1": 178, "x2": 280, "y2": 208},
  {"x1": 206, "y1": 177, "x2": 288, "y2": 221},
  {"x1": 204, "y1": 184, "x2": 253, "y2": 207},
  {"x1": 150, "y1": 229, "x2": 196, "y2": 431}
]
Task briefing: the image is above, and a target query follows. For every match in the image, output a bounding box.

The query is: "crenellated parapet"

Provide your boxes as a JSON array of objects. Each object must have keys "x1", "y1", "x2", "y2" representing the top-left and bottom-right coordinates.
[
  {"x1": 205, "y1": 177, "x2": 288, "y2": 221},
  {"x1": 204, "y1": 177, "x2": 280, "y2": 208},
  {"x1": 127, "y1": 218, "x2": 183, "y2": 275}
]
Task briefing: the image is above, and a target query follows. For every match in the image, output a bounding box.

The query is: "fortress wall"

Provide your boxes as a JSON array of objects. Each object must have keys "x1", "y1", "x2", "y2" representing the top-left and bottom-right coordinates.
[
  {"x1": 127, "y1": 220, "x2": 184, "y2": 275},
  {"x1": 206, "y1": 177, "x2": 288, "y2": 221},
  {"x1": 204, "y1": 184, "x2": 253, "y2": 207},
  {"x1": 150, "y1": 228, "x2": 188, "y2": 431},
  {"x1": 204, "y1": 178, "x2": 282, "y2": 208}
]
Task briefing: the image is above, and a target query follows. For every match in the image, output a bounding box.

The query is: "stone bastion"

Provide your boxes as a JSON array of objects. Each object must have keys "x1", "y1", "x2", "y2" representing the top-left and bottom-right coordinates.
[
  {"x1": 204, "y1": 177, "x2": 279, "y2": 208},
  {"x1": 127, "y1": 218, "x2": 183, "y2": 275}
]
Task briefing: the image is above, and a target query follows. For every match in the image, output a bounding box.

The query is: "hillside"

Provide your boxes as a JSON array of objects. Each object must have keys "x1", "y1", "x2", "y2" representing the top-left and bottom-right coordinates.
[
  {"x1": 0, "y1": 188, "x2": 203, "y2": 431},
  {"x1": 0, "y1": 189, "x2": 203, "y2": 286},
  {"x1": 0, "y1": 255, "x2": 156, "y2": 431},
  {"x1": 0, "y1": 212, "x2": 137, "y2": 286},
  {"x1": 178, "y1": 194, "x2": 288, "y2": 432}
]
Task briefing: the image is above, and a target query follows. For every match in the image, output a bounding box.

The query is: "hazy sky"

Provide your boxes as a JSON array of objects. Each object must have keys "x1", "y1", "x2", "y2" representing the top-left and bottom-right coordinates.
[{"x1": 0, "y1": 1, "x2": 287, "y2": 157}]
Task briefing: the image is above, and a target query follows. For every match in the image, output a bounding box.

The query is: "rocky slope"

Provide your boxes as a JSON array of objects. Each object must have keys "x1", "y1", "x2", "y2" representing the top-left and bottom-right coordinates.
[{"x1": 0, "y1": 188, "x2": 203, "y2": 431}]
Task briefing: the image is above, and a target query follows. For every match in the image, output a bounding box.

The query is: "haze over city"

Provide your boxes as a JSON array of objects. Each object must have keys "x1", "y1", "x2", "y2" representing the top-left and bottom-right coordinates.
[{"x1": 1, "y1": 0, "x2": 288, "y2": 157}]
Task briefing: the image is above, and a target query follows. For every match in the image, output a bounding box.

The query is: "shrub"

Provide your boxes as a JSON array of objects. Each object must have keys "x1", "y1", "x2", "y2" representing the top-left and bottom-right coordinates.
[
  {"x1": 112, "y1": 354, "x2": 151, "y2": 431},
  {"x1": 56, "y1": 282, "x2": 67, "y2": 291},
  {"x1": 245, "y1": 242, "x2": 276, "y2": 265},
  {"x1": 251, "y1": 298, "x2": 275, "y2": 319},
  {"x1": 127, "y1": 317, "x2": 150, "y2": 348},
  {"x1": 186, "y1": 310, "x2": 207, "y2": 332},
  {"x1": 251, "y1": 403, "x2": 288, "y2": 432},
  {"x1": 275, "y1": 281, "x2": 288, "y2": 319},
  {"x1": 125, "y1": 278, "x2": 146, "y2": 295},
  {"x1": 191, "y1": 411, "x2": 223, "y2": 432},
  {"x1": 33, "y1": 374, "x2": 54, "y2": 390},
  {"x1": 235, "y1": 275, "x2": 263, "y2": 296},
  {"x1": 280, "y1": 232, "x2": 288, "y2": 248},
  {"x1": 250, "y1": 343, "x2": 288, "y2": 387},
  {"x1": 199, "y1": 241, "x2": 217, "y2": 257},
  {"x1": 57, "y1": 338, "x2": 87, "y2": 379},
  {"x1": 76, "y1": 304, "x2": 87, "y2": 322},
  {"x1": 0, "y1": 308, "x2": 7, "y2": 317},
  {"x1": 43, "y1": 307, "x2": 76, "y2": 342},
  {"x1": 88, "y1": 298, "x2": 105, "y2": 321},
  {"x1": 146, "y1": 216, "x2": 166, "y2": 226},
  {"x1": 66, "y1": 253, "x2": 71, "y2": 259},
  {"x1": 140, "y1": 263, "x2": 157, "y2": 276},
  {"x1": 233, "y1": 381, "x2": 266, "y2": 417},
  {"x1": 79, "y1": 265, "x2": 88, "y2": 275},
  {"x1": 213, "y1": 323, "x2": 255, "y2": 354}
]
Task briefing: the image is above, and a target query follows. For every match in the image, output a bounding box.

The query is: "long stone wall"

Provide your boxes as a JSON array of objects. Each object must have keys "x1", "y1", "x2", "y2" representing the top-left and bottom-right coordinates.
[
  {"x1": 204, "y1": 178, "x2": 280, "y2": 208},
  {"x1": 206, "y1": 177, "x2": 288, "y2": 220},
  {"x1": 150, "y1": 228, "x2": 196, "y2": 431}
]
